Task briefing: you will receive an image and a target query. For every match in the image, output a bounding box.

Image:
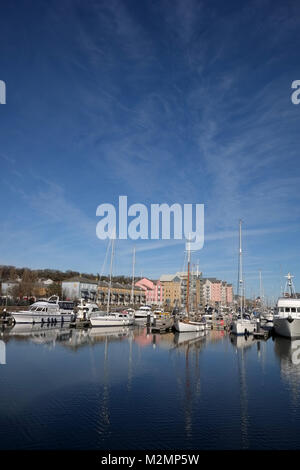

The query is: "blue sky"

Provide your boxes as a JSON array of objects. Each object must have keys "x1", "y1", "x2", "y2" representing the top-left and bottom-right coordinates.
[{"x1": 1, "y1": 0, "x2": 300, "y2": 301}]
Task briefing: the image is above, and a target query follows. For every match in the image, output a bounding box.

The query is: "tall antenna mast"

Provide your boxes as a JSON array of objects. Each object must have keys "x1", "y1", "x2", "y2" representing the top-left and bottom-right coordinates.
[{"x1": 284, "y1": 272, "x2": 295, "y2": 298}]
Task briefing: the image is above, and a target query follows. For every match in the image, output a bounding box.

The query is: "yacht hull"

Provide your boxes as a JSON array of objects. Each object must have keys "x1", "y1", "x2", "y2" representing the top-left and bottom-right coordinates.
[
  {"x1": 230, "y1": 319, "x2": 256, "y2": 335},
  {"x1": 274, "y1": 318, "x2": 300, "y2": 338},
  {"x1": 90, "y1": 316, "x2": 133, "y2": 327},
  {"x1": 11, "y1": 312, "x2": 73, "y2": 324},
  {"x1": 174, "y1": 320, "x2": 205, "y2": 332}
]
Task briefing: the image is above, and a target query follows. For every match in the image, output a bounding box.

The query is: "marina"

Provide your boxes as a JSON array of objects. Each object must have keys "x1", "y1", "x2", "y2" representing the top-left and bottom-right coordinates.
[
  {"x1": 1, "y1": 0, "x2": 300, "y2": 456},
  {"x1": 1, "y1": 322, "x2": 300, "y2": 450}
]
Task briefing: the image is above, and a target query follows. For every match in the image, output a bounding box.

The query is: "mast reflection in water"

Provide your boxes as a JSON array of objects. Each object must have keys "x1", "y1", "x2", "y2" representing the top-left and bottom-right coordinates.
[{"x1": 1, "y1": 325, "x2": 300, "y2": 449}]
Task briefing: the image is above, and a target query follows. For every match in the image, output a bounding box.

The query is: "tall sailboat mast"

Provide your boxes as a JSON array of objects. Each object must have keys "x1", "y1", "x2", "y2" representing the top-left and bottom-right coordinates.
[
  {"x1": 238, "y1": 220, "x2": 243, "y2": 319},
  {"x1": 259, "y1": 269, "x2": 264, "y2": 309},
  {"x1": 186, "y1": 239, "x2": 191, "y2": 315},
  {"x1": 130, "y1": 247, "x2": 136, "y2": 305},
  {"x1": 107, "y1": 237, "x2": 115, "y2": 314}
]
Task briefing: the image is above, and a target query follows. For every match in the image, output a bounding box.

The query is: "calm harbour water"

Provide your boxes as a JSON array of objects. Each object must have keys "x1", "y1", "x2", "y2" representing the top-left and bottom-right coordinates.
[{"x1": 0, "y1": 324, "x2": 300, "y2": 450}]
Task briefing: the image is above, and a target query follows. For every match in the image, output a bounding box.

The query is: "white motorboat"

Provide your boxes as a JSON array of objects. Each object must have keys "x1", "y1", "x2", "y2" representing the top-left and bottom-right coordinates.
[
  {"x1": 75, "y1": 298, "x2": 104, "y2": 320},
  {"x1": 274, "y1": 273, "x2": 300, "y2": 338},
  {"x1": 10, "y1": 296, "x2": 75, "y2": 324},
  {"x1": 230, "y1": 318, "x2": 256, "y2": 335},
  {"x1": 261, "y1": 310, "x2": 274, "y2": 323},
  {"x1": 134, "y1": 305, "x2": 152, "y2": 319}
]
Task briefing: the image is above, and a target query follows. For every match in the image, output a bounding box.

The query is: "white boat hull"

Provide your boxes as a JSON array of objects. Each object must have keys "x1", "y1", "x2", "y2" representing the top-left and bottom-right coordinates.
[
  {"x1": 174, "y1": 320, "x2": 205, "y2": 332},
  {"x1": 261, "y1": 314, "x2": 274, "y2": 322},
  {"x1": 11, "y1": 312, "x2": 73, "y2": 324},
  {"x1": 90, "y1": 316, "x2": 134, "y2": 327},
  {"x1": 274, "y1": 317, "x2": 300, "y2": 338},
  {"x1": 134, "y1": 313, "x2": 152, "y2": 319},
  {"x1": 230, "y1": 319, "x2": 256, "y2": 335}
]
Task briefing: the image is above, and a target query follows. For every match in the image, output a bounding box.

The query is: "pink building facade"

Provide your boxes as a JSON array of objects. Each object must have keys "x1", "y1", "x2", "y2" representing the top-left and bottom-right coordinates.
[
  {"x1": 226, "y1": 284, "x2": 233, "y2": 304},
  {"x1": 203, "y1": 278, "x2": 233, "y2": 306},
  {"x1": 135, "y1": 278, "x2": 163, "y2": 305},
  {"x1": 211, "y1": 280, "x2": 222, "y2": 304}
]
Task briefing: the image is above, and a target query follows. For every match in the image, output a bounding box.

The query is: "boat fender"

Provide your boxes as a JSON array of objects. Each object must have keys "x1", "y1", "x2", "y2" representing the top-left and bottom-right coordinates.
[{"x1": 287, "y1": 316, "x2": 294, "y2": 323}]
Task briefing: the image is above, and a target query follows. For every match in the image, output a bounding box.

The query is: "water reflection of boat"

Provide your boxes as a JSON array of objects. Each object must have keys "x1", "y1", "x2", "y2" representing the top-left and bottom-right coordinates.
[
  {"x1": 274, "y1": 337, "x2": 300, "y2": 401},
  {"x1": 5, "y1": 323, "x2": 71, "y2": 345},
  {"x1": 231, "y1": 332, "x2": 251, "y2": 448},
  {"x1": 174, "y1": 331, "x2": 206, "y2": 347},
  {"x1": 88, "y1": 326, "x2": 131, "y2": 339},
  {"x1": 230, "y1": 333, "x2": 255, "y2": 349},
  {"x1": 3, "y1": 324, "x2": 132, "y2": 349}
]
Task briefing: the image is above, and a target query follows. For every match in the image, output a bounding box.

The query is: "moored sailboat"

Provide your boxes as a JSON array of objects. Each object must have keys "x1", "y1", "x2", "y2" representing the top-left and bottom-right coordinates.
[
  {"x1": 174, "y1": 239, "x2": 205, "y2": 333},
  {"x1": 230, "y1": 221, "x2": 256, "y2": 335},
  {"x1": 90, "y1": 238, "x2": 134, "y2": 327}
]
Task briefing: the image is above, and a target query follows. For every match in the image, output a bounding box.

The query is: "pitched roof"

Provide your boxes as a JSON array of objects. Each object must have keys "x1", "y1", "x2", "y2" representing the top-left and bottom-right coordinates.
[
  {"x1": 160, "y1": 274, "x2": 181, "y2": 282},
  {"x1": 63, "y1": 277, "x2": 98, "y2": 284}
]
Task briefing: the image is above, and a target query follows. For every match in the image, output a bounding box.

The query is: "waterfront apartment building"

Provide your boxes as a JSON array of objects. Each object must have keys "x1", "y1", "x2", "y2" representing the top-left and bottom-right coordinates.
[
  {"x1": 226, "y1": 284, "x2": 233, "y2": 304},
  {"x1": 135, "y1": 278, "x2": 163, "y2": 305},
  {"x1": 177, "y1": 271, "x2": 203, "y2": 310},
  {"x1": 159, "y1": 274, "x2": 181, "y2": 308},
  {"x1": 63, "y1": 277, "x2": 146, "y2": 305},
  {"x1": 160, "y1": 271, "x2": 203, "y2": 309},
  {"x1": 97, "y1": 281, "x2": 146, "y2": 306},
  {"x1": 202, "y1": 278, "x2": 233, "y2": 307},
  {"x1": 62, "y1": 277, "x2": 98, "y2": 300}
]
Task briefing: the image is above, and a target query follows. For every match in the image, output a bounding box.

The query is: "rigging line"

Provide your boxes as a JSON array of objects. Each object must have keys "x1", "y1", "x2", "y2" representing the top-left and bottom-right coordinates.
[{"x1": 99, "y1": 237, "x2": 112, "y2": 281}]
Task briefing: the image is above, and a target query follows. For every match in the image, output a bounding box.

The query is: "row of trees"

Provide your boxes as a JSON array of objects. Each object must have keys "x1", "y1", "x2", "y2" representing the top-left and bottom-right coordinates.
[
  {"x1": 1, "y1": 266, "x2": 136, "y2": 304},
  {"x1": 0, "y1": 265, "x2": 133, "y2": 284},
  {"x1": 0, "y1": 266, "x2": 97, "y2": 283}
]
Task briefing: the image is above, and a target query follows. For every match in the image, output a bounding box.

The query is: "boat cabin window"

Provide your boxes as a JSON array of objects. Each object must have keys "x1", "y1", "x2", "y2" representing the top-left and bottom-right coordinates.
[
  {"x1": 285, "y1": 308, "x2": 291, "y2": 312},
  {"x1": 30, "y1": 306, "x2": 37, "y2": 311},
  {"x1": 297, "y1": 308, "x2": 300, "y2": 313},
  {"x1": 280, "y1": 307, "x2": 284, "y2": 312},
  {"x1": 58, "y1": 301, "x2": 74, "y2": 310},
  {"x1": 291, "y1": 308, "x2": 296, "y2": 313}
]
